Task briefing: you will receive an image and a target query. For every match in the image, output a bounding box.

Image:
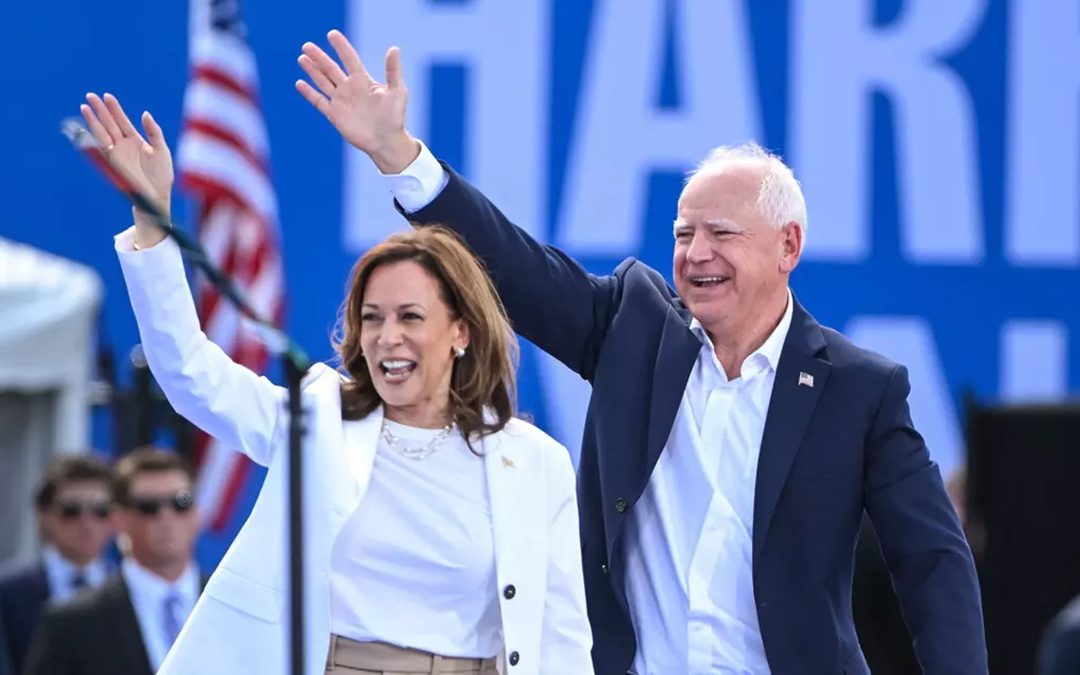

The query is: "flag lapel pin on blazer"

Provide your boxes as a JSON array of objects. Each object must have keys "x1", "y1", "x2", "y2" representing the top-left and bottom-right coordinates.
[{"x1": 798, "y1": 371, "x2": 815, "y2": 388}]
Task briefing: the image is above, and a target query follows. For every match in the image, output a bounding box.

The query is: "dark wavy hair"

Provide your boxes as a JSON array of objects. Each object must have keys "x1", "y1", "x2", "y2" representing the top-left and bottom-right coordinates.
[{"x1": 334, "y1": 226, "x2": 517, "y2": 443}]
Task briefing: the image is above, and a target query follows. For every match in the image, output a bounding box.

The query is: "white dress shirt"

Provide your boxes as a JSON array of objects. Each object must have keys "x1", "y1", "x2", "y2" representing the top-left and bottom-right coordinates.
[
  {"x1": 42, "y1": 546, "x2": 110, "y2": 602},
  {"x1": 625, "y1": 294, "x2": 792, "y2": 674},
  {"x1": 386, "y1": 144, "x2": 792, "y2": 673},
  {"x1": 121, "y1": 557, "x2": 200, "y2": 671},
  {"x1": 329, "y1": 420, "x2": 501, "y2": 658}
]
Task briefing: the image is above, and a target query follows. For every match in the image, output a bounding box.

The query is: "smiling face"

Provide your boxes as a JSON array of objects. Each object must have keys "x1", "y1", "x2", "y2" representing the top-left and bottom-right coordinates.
[
  {"x1": 359, "y1": 259, "x2": 469, "y2": 427},
  {"x1": 39, "y1": 480, "x2": 114, "y2": 567},
  {"x1": 673, "y1": 162, "x2": 801, "y2": 340},
  {"x1": 115, "y1": 469, "x2": 199, "y2": 574}
]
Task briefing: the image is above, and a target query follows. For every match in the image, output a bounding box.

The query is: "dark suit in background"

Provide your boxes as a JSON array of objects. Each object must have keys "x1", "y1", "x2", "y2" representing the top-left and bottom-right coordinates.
[
  {"x1": 403, "y1": 163, "x2": 987, "y2": 674},
  {"x1": 0, "y1": 608, "x2": 14, "y2": 675},
  {"x1": 1039, "y1": 595, "x2": 1080, "y2": 675},
  {"x1": 22, "y1": 576, "x2": 151, "y2": 675},
  {"x1": 0, "y1": 563, "x2": 49, "y2": 674}
]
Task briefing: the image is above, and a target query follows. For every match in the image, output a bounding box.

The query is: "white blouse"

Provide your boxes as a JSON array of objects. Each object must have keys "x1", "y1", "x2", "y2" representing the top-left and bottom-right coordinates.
[{"x1": 328, "y1": 419, "x2": 501, "y2": 658}]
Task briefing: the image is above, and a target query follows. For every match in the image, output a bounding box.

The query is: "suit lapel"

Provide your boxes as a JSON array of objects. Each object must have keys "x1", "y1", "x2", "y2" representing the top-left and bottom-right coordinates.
[
  {"x1": 646, "y1": 307, "x2": 702, "y2": 468},
  {"x1": 108, "y1": 577, "x2": 155, "y2": 675},
  {"x1": 606, "y1": 307, "x2": 700, "y2": 565},
  {"x1": 482, "y1": 430, "x2": 528, "y2": 583},
  {"x1": 31, "y1": 563, "x2": 49, "y2": 604},
  {"x1": 752, "y1": 300, "x2": 830, "y2": 561}
]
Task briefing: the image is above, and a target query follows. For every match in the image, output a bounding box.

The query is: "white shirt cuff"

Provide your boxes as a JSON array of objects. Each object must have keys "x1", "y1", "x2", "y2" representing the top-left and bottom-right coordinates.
[{"x1": 381, "y1": 141, "x2": 449, "y2": 214}]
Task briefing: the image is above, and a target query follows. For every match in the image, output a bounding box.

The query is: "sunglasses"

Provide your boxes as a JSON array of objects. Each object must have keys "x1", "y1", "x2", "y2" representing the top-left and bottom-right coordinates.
[
  {"x1": 126, "y1": 490, "x2": 195, "y2": 517},
  {"x1": 55, "y1": 501, "x2": 112, "y2": 520}
]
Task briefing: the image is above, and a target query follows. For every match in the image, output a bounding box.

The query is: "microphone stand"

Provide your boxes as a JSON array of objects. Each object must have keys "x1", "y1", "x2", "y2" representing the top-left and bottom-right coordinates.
[{"x1": 64, "y1": 119, "x2": 310, "y2": 675}]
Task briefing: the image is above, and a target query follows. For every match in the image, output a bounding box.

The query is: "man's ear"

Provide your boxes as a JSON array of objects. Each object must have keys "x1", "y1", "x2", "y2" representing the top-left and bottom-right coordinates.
[{"x1": 779, "y1": 221, "x2": 804, "y2": 273}]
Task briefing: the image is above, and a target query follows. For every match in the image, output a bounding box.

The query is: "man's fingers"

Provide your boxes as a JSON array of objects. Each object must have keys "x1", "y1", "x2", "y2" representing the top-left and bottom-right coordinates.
[
  {"x1": 328, "y1": 29, "x2": 368, "y2": 79},
  {"x1": 385, "y1": 46, "x2": 405, "y2": 91},
  {"x1": 295, "y1": 80, "x2": 329, "y2": 117},
  {"x1": 79, "y1": 103, "x2": 114, "y2": 151},
  {"x1": 301, "y1": 41, "x2": 347, "y2": 88},
  {"x1": 141, "y1": 111, "x2": 166, "y2": 151},
  {"x1": 86, "y1": 93, "x2": 123, "y2": 141},
  {"x1": 103, "y1": 93, "x2": 139, "y2": 139},
  {"x1": 298, "y1": 54, "x2": 337, "y2": 97}
]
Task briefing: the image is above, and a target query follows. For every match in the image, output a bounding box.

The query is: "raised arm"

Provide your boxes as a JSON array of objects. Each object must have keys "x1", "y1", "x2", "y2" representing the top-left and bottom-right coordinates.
[
  {"x1": 295, "y1": 31, "x2": 619, "y2": 379},
  {"x1": 82, "y1": 93, "x2": 284, "y2": 466}
]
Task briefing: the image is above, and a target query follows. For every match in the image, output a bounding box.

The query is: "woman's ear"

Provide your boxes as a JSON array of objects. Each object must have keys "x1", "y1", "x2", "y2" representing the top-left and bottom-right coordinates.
[{"x1": 454, "y1": 318, "x2": 471, "y2": 353}]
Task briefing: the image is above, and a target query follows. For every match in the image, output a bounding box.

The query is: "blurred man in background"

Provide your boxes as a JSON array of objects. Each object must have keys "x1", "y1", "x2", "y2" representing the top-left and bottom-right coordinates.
[
  {"x1": 24, "y1": 448, "x2": 202, "y2": 675},
  {"x1": 1039, "y1": 596, "x2": 1080, "y2": 675},
  {"x1": 0, "y1": 454, "x2": 114, "y2": 674}
]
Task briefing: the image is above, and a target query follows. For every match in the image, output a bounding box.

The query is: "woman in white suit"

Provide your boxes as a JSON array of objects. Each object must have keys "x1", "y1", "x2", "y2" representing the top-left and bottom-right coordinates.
[{"x1": 78, "y1": 92, "x2": 593, "y2": 675}]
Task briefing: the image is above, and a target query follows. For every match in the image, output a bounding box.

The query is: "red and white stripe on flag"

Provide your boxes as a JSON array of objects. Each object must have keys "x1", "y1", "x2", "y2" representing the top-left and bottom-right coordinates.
[{"x1": 176, "y1": 0, "x2": 284, "y2": 531}]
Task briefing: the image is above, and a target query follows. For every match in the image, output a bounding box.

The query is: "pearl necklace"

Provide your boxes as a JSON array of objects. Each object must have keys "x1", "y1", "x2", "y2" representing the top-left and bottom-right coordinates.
[{"x1": 380, "y1": 419, "x2": 456, "y2": 461}]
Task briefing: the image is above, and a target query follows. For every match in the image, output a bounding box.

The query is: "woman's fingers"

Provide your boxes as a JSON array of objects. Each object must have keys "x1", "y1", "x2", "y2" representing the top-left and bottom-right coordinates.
[
  {"x1": 79, "y1": 103, "x2": 114, "y2": 150},
  {"x1": 301, "y1": 41, "x2": 348, "y2": 88},
  {"x1": 298, "y1": 54, "x2": 337, "y2": 97},
  {"x1": 295, "y1": 79, "x2": 329, "y2": 116},
  {"x1": 85, "y1": 93, "x2": 124, "y2": 142},
  {"x1": 141, "y1": 111, "x2": 166, "y2": 152},
  {"x1": 103, "y1": 93, "x2": 140, "y2": 140}
]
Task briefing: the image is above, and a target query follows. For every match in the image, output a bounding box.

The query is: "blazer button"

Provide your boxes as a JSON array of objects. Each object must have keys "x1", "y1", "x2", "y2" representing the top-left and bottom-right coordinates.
[
  {"x1": 503, "y1": 584, "x2": 516, "y2": 599},
  {"x1": 615, "y1": 497, "x2": 628, "y2": 513},
  {"x1": 601, "y1": 563, "x2": 608, "y2": 574},
  {"x1": 508, "y1": 651, "x2": 520, "y2": 666}
]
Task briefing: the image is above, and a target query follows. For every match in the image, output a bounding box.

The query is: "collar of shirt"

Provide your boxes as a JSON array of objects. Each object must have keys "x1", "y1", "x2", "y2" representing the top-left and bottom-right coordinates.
[
  {"x1": 689, "y1": 288, "x2": 794, "y2": 384},
  {"x1": 121, "y1": 556, "x2": 200, "y2": 609},
  {"x1": 42, "y1": 546, "x2": 110, "y2": 599}
]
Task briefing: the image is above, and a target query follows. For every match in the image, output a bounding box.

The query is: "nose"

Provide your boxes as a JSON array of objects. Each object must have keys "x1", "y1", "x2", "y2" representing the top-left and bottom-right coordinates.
[
  {"x1": 685, "y1": 230, "x2": 714, "y2": 264},
  {"x1": 377, "y1": 317, "x2": 405, "y2": 348}
]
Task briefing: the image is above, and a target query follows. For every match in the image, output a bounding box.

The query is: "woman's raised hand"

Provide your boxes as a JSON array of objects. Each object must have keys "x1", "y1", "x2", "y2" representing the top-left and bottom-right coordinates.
[
  {"x1": 296, "y1": 30, "x2": 419, "y2": 174},
  {"x1": 80, "y1": 93, "x2": 173, "y2": 246}
]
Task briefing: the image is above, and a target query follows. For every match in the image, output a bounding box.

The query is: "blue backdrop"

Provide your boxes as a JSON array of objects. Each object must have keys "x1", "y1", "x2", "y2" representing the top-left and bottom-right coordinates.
[{"x1": 3, "y1": 0, "x2": 1077, "y2": 567}]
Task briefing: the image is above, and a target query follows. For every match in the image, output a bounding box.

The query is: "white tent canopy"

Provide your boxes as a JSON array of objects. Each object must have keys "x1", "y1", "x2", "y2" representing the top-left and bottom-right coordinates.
[{"x1": 0, "y1": 237, "x2": 102, "y2": 562}]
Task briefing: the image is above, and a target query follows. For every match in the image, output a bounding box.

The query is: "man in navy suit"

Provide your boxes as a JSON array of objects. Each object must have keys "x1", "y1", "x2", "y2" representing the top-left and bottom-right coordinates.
[
  {"x1": 0, "y1": 455, "x2": 114, "y2": 674},
  {"x1": 296, "y1": 31, "x2": 987, "y2": 674}
]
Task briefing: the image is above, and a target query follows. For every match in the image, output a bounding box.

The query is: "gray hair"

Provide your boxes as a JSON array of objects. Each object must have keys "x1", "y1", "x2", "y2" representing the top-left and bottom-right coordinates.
[{"x1": 686, "y1": 142, "x2": 808, "y2": 236}]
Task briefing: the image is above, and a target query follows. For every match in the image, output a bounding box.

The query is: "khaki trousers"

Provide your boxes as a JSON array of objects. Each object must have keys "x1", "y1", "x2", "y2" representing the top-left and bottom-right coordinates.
[{"x1": 324, "y1": 635, "x2": 499, "y2": 675}]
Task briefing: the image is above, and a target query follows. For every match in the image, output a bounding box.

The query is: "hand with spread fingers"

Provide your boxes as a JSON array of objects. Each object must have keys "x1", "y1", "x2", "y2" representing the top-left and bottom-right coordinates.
[
  {"x1": 79, "y1": 93, "x2": 173, "y2": 247},
  {"x1": 295, "y1": 29, "x2": 420, "y2": 174}
]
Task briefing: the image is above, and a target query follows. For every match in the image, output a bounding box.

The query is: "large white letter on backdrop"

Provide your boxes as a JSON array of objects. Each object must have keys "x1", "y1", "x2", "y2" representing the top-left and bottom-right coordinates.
[
  {"x1": 1005, "y1": 0, "x2": 1080, "y2": 266},
  {"x1": 344, "y1": 0, "x2": 547, "y2": 252},
  {"x1": 790, "y1": 0, "x2": 986, "y2": 263},
  {"x1": 556, "y1": 0, "x2": 759, "y2": 255}
]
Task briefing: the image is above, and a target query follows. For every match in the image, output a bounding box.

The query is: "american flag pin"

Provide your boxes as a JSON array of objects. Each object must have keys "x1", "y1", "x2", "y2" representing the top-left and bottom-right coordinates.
[
  {"x1": 502, "y1": 456, "x2": 516, "y2": 469},
  {"x1": 798, "y1": 372, "x2": 815, "y2": 388}
]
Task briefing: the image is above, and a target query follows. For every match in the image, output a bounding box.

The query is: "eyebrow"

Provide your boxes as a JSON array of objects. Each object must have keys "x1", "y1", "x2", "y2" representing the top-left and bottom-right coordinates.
[
  {"x1": 672, "y1": 217, "x2": 741, "y2": 232},
  {"x1": 361, "y1": 303, "x2": 425, "y2": 310}
]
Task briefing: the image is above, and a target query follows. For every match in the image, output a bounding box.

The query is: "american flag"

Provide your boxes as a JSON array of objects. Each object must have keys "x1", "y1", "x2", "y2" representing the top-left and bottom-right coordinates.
[{"x1": 177, "y1": 0, "x2": 284, "y2": 531}]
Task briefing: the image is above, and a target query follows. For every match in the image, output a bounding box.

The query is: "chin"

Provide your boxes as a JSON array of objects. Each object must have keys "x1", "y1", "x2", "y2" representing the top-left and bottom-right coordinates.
[
  {"x1": 373, "y1": 385, "x2": 420, "y2": 410},
  {"x1": 685, "y1": 302, "x2": 726, "y2": 328}
]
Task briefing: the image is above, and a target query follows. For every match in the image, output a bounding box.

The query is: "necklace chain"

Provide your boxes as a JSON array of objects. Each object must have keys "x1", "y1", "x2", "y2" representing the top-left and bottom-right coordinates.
[{"x1": 380, "y1": 419, "x2": 456, "y2": 460}]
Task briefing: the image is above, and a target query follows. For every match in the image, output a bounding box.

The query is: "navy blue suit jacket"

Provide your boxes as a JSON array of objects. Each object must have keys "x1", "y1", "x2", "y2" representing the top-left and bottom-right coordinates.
[
  {"x1": 23, "y1": 575, "x2": 152, "y2": 675},
  {"x1": 0, "y1": 562, "x2": 49, "y2": 674},
  {"x1": 403, "y1": 164, "x2": 987, "y2": 674},
  {"x1": 1039, "y1": 595, "x2": 1080, "y2": 675}
]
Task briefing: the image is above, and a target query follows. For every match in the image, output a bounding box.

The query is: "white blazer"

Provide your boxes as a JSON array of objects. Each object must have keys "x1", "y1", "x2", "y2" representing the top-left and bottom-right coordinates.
[{"x1": 115, "y1": 229, "x2": 594, "y2": 675}]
